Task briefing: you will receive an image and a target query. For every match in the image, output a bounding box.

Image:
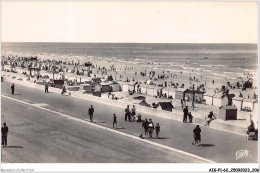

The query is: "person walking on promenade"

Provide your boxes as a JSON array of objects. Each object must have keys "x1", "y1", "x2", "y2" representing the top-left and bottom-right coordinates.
[
  {"x1": 125, "y1": 105, "x2": 130, "y2": 121},
  {"x1": 148, "y1": 119, "x2": 155, "y2": 138},
  {"x1": 45, "y1": 82, "x2": 49, "y2": 93},
  {"x1": 188, "y1": 112, "x2": 193, "y2": 123},
  {"x1": 181, "y1": 99, "x2": 184, "y2": 110},
  {"x1": 88, "y1": 105, "x2": 94, "y2": 122},
  {"x1": 113, "y1": 114, "x2": 117, "y2": 129},
  {"x1": 11, "y1": 83, "x2": 15, "y2": 95},
  {"x1": 183, "y1": 106, "x2": 188, "y2": 123},
  {"x1": 192, "y1": 125, "x2": 201, "y2": 145},
  {"x1": 142, "y1": 118, "x2": 149, "y2": 139},
  {"x1": 131, "y1": 105, "x2": 136, "y2": 121},
  {"x1": 205, "y1": 111, "x2": 214, "y2": 126},
  {"x1": 155, "y1": 123, "x2": 160, "y2": 138},
  {"x1": 1, "y1": 123, "x2": 8, "y2": 148}
]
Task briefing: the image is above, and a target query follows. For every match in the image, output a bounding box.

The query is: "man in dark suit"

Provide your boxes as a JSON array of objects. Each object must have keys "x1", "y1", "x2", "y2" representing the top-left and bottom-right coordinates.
[
  {"x1": 183, "y1": 106, "x2": 188, "y2": 123},
  {"x1": 88, "y1": 105, "x2": 94, "y2": 122},
  {"x1": 1, "y1": 123, "x2": 8, "y2": 148}
]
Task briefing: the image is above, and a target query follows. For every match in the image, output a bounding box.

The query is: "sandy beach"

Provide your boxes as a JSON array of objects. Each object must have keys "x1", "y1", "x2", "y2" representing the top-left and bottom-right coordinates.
[{"x1": 1, "y1": 43, "x2": 258, "y2": 128}]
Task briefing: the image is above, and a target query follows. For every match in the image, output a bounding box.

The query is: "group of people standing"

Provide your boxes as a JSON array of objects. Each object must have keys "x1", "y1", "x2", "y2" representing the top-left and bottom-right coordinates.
[
  {"x1": 141, "y1": 118, "x2": 160, "y2": 139},
  {"x1": 183, "y1": 106, "x2": 193, "y2": 123},
  {"x1": 124, "y1": 105, "x2": 137, "y2": 122}
]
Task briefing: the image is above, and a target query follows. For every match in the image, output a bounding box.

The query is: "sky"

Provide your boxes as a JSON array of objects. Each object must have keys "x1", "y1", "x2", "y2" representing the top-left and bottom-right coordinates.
[{"x1": 1, "y1": 1, "x2": 258, "y2": 43}]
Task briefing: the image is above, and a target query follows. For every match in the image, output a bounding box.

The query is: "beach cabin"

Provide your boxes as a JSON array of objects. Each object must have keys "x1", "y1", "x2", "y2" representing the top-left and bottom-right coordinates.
[
  {"x1": 175, "y1": 88, "x2": 186, "y2": 100},
  {"x1": 184, "y1": 90, "x2": 205, "y2": 102},
  {"x1": 203, "y1": 91, "x2": 216, "y2": 105},
  {"x1": 154, "y1": 86, "x2": 163, "y2": 97},
  {"x1": 242, "y1": 98, "x2": 258, "y2": 111},
  {"x1": 219, "y1": 106, "x2": 237, "y2": 120},
  {"x1": 147, "y1": 85, "x2": 155, "y2": 96},
  {"x1": 232, "y1": 96, "x2": 245, "y2": 111},
  {"x1": 53, "y1": 80, "x2": 64, "y2": 89},
  {"x1": 118, "y1": 81, "x2": 128, "y2": 92},
  {"x1": 93, "y1": 83, "x2": 101, "y2": 92},
  {"x1": 139, "y1": 84, "x2": 148, "y2": 94},
  {"x1": 162, "y1": 87, "x2": 171, "y2": 98},
  {"x1": 111, "y1": 82, "x2": 120, "y2": 92},
  {"x1": 212, "y1": 93, "x2": 235, "y2": 107},
  {"x1": 127, "y1": 82, "x2": 137, "y2": 92},
  {"x1": 168, "y1": 87, "x2": 177, "y2": 99},
  {"x1": 81, "y1": 84, "x2": 93, "y2": 93},
  {"x1": 100, "y1": 82, "x2": 112, "y2": 92},
  {"x1": 155, "y1": 102, "x2": 174, "y2": 112}
]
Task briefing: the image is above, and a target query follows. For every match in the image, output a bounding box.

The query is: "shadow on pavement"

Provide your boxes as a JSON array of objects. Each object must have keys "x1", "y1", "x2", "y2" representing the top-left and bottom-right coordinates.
[
  {"x1": 198, "y1": 144, "x2": 216, "y2": 147},
  {"x1": 116, "y1": 127, "x2": 126, "y2": 130},
  {"x1": 94, "y1": 121, "x2": 106, "y2": 124},
  {"x1": 6, "y1": 146, "x2": 23, "y2": 148},
  {"x1": 139, "y1": 136, "x2": 168, "y2": 140}
]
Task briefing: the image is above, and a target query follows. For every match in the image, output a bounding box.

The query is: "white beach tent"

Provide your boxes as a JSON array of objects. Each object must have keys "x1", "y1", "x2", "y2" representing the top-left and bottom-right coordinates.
[
  {"x1": 127, "y1": 81, "x2": 137, "y2": 92},
  {"x1": 242, "y1": 98, "x2": 258, "y2": 111},
  {"x1": 212, "y1": 93, "x2": 235, "y2": 107},
  {"x1": 139, "y1": 84, "x2": 149, "y2": 94},
  {"x1": 203, "y1": 91, "x2": 216, "y2": 105},
  {"x1": 153, "y1": 86, "x2": 163, "y2": 96},
  {"x1": 232, "y1": 96, "x2": 244, "y2": 111},
  {"x1": 147, "y1": 85, "x2": 155, "y2": 96},
  {"x1": 175, "y1": 88, "x2": 186, "y2": 100},
  {"x1": 168, "y1": 87, "x2": 177, "y2": 99},
  {"x1": 117, "y1": 81, "x2": 128, "y2": 92},
  {"x1": 212, "y1": 93, "x2": 226, "y2": 107},
  {"x1": 162, "y1": 87, "x2": 171, "y2": 98}
]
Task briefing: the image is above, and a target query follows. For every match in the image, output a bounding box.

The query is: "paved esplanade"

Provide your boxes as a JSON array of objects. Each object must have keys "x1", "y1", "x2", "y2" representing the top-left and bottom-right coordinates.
[{"x1": 1, "y1": 82, "x2": 258, "y2": 163}]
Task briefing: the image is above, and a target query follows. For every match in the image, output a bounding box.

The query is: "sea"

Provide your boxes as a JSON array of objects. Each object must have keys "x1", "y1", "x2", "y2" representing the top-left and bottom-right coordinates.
[{"x1": 1, "y1": 42, "x2": 258, "y2": 81}]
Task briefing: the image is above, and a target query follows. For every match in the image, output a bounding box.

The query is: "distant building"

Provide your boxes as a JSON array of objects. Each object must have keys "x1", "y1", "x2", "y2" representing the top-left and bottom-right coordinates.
[{"x1": 155, "y1": 102, "x2": 174, "y2": 112}]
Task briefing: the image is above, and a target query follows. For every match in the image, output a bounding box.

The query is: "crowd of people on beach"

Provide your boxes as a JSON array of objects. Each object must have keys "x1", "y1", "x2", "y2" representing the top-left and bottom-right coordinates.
[{"x1": 2, "y1": 53, "x2": 259, "y2": 151}]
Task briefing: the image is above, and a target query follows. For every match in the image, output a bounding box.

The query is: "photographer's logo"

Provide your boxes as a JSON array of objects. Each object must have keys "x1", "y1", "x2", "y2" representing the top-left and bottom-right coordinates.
[{"x1": 236, "y1": 150, "x2": 249, "y2": 160}]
